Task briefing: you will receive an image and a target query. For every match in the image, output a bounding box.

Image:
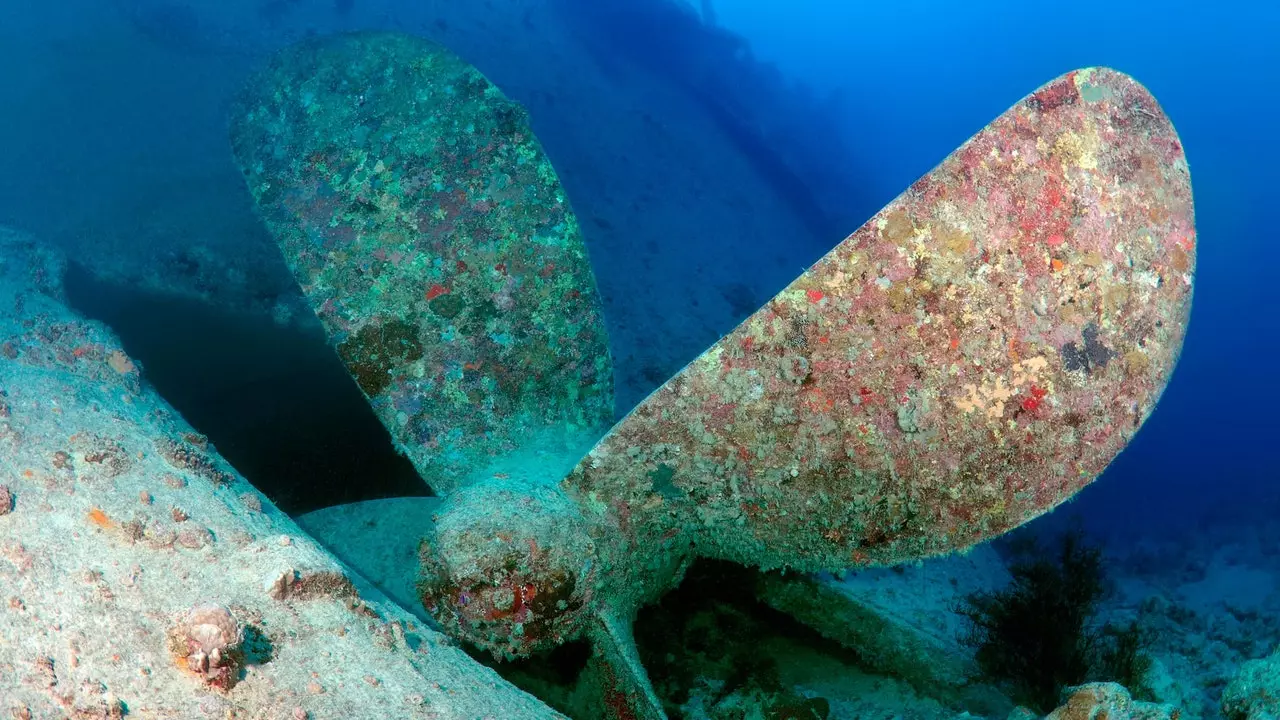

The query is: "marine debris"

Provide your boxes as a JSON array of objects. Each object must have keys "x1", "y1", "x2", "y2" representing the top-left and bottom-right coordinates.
[
  {"x1": 557, "y1": 0, "x2": 858, "y2": 241},
  {"x1": 231, "y1": 30, "x2": 1194, "y2": 719},
  {"x1": 754, "y1": 543, "x2": 1012, "y2": 703}
]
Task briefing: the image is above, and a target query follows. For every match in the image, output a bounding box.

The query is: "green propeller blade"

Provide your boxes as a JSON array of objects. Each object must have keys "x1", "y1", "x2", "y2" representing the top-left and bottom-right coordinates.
[{"x1": 230, "y1": 31, "x2": 615, "y2": 494}]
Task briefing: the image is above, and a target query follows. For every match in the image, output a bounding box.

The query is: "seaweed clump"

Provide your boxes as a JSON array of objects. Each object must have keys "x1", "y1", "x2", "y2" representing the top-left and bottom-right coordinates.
[
  {"x1": 960, "y1": 529, "x2": 1153, "y2": 712},
  {"x1": 1095, "y1": 621, "x2": 1155, "y2": 701}
]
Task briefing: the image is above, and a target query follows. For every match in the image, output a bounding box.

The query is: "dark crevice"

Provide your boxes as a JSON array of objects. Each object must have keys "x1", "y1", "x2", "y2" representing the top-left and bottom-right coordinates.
[{"x1": 63, "y1": 262, "x2": 429, "y2": 515}]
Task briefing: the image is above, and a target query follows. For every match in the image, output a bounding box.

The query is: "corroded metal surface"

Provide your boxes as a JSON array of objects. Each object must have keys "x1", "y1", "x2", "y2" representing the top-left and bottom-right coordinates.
[
  {"x1": 410, "y1": 67, "x2": 1194, "y2": 720},
  {"x1": 418, "y1": 476, "x2": 601, "y2": 658},
  {"x1": 233, "y1": 51, "x2": 1194, "y2": 720},
  {"x1": 565, "y1": 67, "x2": 1195, "y2": 581},
  {"x1": 230, "y1": 31, "x2": 614, "y2": 493}
]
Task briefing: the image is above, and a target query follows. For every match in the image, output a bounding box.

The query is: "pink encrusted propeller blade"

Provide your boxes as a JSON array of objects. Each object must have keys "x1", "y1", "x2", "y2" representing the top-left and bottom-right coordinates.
[
  {"x1": 229, "y1": 32, "x2": 614, "y2": 494},
  {"x1": 564, "y1": 67, "x2": 1195, "y2": 573}
]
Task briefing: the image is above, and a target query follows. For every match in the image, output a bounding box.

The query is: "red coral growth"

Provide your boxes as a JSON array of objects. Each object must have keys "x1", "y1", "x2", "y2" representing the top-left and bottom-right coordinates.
[
  {"x1": 1030, "y1": 72, "x2": 1080, "y2": 111},
  {"x1": 1022, "y1": 385, "x2": 1049, "y2": 412}
]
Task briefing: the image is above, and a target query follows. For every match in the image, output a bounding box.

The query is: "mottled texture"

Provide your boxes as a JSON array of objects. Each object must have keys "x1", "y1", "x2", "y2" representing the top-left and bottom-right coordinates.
[
  {"x1": 1044, "y1": 682, "x2": 1180, "y2": 720},
  {"x1": 0, "y1": 228, "x2": 562, "y2": 718},
  {"x1": 1222, "y1": 646, "x2": 1280, "y2": 720},
  {"x1": 230, "y1": 31, "x2": 614, "y2": 494},
  {"x1": 165, "y1": 605, "x2": 244, "y2": 691},
  {"x1": 234, "y1": 54, "x2": 1196, "y2": 720},
  {"x1": 418, "y1": 478, "x2": 600, "y2": 659},
  {"x1": 406, "y1": 67, "x2": 1194, "y2": 720},
  {"x1": 564, "y1": 67, "x2": 1195, "y2": 582}
]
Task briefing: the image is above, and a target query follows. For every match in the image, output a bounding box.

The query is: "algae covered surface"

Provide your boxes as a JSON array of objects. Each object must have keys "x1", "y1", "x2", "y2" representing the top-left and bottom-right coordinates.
[
  {"x1": 231, "y1": 31, "x2": 614, "y2": 495},
  {"x1": 0, "y1": 228, "x2": 564, "y2": 718},
  {"x1": 262, "y1": 57, "x2": 1197, "y2": 720},
  {"x1": 565, "y1": 68, "x2": 1195, "y2": 577}
]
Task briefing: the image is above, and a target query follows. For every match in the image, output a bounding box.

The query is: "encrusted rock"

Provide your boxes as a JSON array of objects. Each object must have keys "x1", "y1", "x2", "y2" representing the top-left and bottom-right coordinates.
[
  {"x1": 1044, "y1": 682, "x2": 1180, "y2": 720},
  {"x1": 268, "y1": 567, "x2": 360, "y2": 602},
  {"x1": 1222, "y1": 646, "x2": 1280, "y2": 720}
]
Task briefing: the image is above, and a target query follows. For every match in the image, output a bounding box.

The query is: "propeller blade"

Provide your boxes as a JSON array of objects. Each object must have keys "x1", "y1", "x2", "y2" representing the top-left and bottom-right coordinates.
[
  {"x1": 230, "y1": 31, "x2": 615, "y2": 494},
  {"x1": 564, "y1": 67, "x2": 1195, "y2": 574}
]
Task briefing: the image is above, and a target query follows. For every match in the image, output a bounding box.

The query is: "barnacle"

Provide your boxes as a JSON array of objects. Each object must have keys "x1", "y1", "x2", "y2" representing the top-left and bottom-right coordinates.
[{"x1": 167, "y1": 605, "x2": 244, "y2": 690}]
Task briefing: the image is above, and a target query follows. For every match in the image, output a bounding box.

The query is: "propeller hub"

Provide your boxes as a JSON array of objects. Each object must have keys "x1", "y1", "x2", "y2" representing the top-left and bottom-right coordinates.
[{"x1": 417, "y1": 478, "x2": 598, "y2": 659}]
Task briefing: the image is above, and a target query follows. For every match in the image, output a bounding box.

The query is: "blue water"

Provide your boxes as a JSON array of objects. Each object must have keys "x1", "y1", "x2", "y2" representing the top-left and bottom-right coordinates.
[{"x1": 0, "y1": 0, "x2": 1276, "y2": 712}]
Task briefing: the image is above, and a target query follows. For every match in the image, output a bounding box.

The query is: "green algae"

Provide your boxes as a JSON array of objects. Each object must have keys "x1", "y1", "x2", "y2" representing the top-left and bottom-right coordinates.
[{"x1": 231, "y1": 31, "x2": 614, "y2": 493}]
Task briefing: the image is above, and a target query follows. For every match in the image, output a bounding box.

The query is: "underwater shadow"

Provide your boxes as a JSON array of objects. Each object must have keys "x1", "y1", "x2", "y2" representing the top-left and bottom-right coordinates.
[{"x1": 63, "y1": 262, "x2": 429, "y2": 515}]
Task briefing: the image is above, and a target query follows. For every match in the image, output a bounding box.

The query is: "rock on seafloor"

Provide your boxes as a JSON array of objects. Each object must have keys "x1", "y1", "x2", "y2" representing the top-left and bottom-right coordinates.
[
  {"x1": 1039, "y1": 682, "x2": 1181, "y2": 720},
  {"x1": 0, "y1": 228, "x2": 561, "y2": 717},
  {"x1": 1221, "y1": 644, "x2": 1280, "y2": 720}
]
